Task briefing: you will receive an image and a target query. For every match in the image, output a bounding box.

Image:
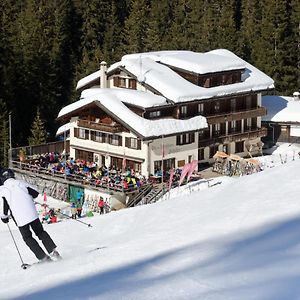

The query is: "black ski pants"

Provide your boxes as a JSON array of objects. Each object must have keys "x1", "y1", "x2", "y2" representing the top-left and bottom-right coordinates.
[{"x1": 19, "y1": 218, "x2": 56, "y2": 260}]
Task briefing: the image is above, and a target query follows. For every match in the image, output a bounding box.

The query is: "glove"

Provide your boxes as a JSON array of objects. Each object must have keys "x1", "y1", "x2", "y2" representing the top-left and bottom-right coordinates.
[{"x1": 1, "y1": 217, "x2": 9, "y2": 224}]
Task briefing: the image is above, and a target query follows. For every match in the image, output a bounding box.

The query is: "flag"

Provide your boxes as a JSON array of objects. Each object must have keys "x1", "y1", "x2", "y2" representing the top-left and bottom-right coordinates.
[
  {"x1": 168, "y1": 168, "x2": 175, "y2": 191},
  {"x1": 178, "y1": 163, "x2": 191, "y2": 186},
  {"x1": 186, "y1": 160, "x2": 198, "y2": 182}
]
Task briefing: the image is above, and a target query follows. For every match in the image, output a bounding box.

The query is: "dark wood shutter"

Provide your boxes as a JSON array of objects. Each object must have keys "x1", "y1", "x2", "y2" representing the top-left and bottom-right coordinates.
[
  {"x1": 118, "y1": 136, "x2": 122, "y2": 146},
  {"x1": 91, "y1": 131, "x2": 95, "y2": 141},
  {"x1": 137, "y1": 139, "x2": 141, "y2": 150},
  {"x1": 190, "y1": 133, "x2": 195, "y2": 143},
  {"x1": 85, "y1": 130, "x2": 89, "y2": 139},
  {"x1": 74, "y1": 128, "x2": 78, "y2": 138}
]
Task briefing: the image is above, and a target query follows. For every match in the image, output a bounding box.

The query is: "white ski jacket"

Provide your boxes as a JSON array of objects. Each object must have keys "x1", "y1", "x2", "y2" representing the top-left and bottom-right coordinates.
[{"x1": 0, "y1": 178, "x2": 39, "y2": 227}]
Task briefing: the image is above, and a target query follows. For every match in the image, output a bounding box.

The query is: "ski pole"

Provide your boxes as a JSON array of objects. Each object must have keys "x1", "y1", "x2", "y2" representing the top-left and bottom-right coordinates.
[
  {"x1": 7, "y1": 223, "x2": 30, "y2": 269},
  {"x1": 56, "y1": 210, "x2": 92, "y2": 227}
]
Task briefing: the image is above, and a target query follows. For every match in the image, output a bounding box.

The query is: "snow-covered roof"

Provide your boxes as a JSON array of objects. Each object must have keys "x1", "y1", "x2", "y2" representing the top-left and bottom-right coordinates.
[
  {"x1": 56, "y1": 123, "x2": 71, "y2": 136},
  {"x1": 57, "y1": 88, "x2": 208, "y2": 139},
  {"x1": 106, "y1": 49, "x2": 274, "y2": 103},
  {"x1": 262, "y1": 95, "x2": 300, "y2": 123},
  {"x1": 122, "y1": 50, "x2": 246, "y2": 74},
  {"x1": 76, "y1": 70, "x2": 101, "y2": 91}
]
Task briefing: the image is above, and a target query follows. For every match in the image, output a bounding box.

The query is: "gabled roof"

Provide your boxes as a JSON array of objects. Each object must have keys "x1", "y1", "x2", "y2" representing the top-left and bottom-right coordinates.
[
  {"x1": 262, "y1": 95, "x2": 300, "y2": 123},
  {"x1": 57, "y1": 88, "x2": 208, "y2": 139},
  {"x1": 77, "y1": 49, "x2": 274, "y2": 103}
]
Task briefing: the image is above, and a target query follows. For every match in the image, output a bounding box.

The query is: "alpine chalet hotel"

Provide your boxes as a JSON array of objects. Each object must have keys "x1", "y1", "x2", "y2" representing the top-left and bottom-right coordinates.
[{"x1": 56, "y1": 49, "x2": 274, "y2": 177}]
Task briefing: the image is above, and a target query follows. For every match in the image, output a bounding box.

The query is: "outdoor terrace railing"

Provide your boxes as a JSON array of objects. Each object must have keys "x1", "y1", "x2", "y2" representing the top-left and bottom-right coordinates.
[{"x1": 11, "y1": 160, "x2": 142, "y2": 194}]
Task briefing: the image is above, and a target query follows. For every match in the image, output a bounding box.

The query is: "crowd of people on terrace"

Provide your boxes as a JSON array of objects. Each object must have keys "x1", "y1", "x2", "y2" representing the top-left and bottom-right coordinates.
[{"x1": 19, "y1": 152, "x2": 188, "y2": 191}]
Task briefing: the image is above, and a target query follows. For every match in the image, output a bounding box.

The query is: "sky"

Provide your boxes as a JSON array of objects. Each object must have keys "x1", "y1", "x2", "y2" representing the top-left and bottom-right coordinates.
[{"x1": 1, "y1": 143, "x2": 300, "y2": 300}]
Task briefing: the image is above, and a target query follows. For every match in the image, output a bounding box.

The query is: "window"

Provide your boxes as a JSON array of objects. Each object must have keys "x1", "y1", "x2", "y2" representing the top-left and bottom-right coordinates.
[
  {"x1": 198, "y1": 148, "x2": 204, "y2": 160},
  {"x1": 176, "y1": 133, "x2": 195, "y2": 145},
  {"x1": 180, "y1": 105, "x2": 187, "y2": 117},
  {"x1": 177, "y1": 160, "x2": 185, "y2": 168},
  {"x1": 198, "y1": 103, "x2": 204, "y2": 114},
  {"x1": 246, "y1": 96, "x2": 252, "y2": 109},
  {"x1": 130, "y1": 138, "x2": 137, "y2": 149},
  {"x1": 149, "y1": 111, "x2": 161, "y2": 118},
  {"x1": 214, "y1": 101, "x2": 220, "y2": 113},
  {"x1": 230, "y1": 99, "x2": 236, "y2": 111},
  {"x1": 245, "y1": 118, "x2": 251, "y2": 131},
  {"x1": 235, "y1": 141, "x2": 244, "y2": 153},
  {"x1": 251, "y1": 118, "x2": 257, "y2": 129},
  {"x1": 223, "y1": 144, "x2": 228, "y2": 154},
  {"x1": 95, "y1": 132, "x2": 102, "y2": 142},
  {"x1": 214, "y1": 123, "x2": 221, "y2": 136},
  {"x1": 128, "y1": 79, "x2": 137, "y2": 89},
  {"x1": 230, "y1": 120, "x2": 236, "y2": 133},
  {"x1": 79, "y1": 128, "x2": 86, "y2": 139},
  {"x1": 119, "y1": 78, "x2": 126, "y2": 88},
  {"x1": 204, "y1": 77, "x2": 210, "y2": 87},
  {"x1": 125, "y1": 137, "x2": 141, "y2": 149},
  {"x1": 110, "y1": 135, "x2": 122, "y2": 146},
  {"x1": 209, "y1": 145, "x2": 218, "y2": 158}
]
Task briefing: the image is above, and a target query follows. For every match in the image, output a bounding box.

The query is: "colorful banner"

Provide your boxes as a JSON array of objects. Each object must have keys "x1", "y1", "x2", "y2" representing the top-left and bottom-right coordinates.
[
  {"x1": 178, "y1": 163, "x2": 191, "y2": 186},
  {"x1": 187, "y1": 160, "x2": 198, "y2": 182}
]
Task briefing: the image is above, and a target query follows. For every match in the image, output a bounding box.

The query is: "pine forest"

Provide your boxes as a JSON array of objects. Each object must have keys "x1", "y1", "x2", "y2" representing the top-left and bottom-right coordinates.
[{"x1": 0, "y1": 0, "x2": 299, "y2": 166}]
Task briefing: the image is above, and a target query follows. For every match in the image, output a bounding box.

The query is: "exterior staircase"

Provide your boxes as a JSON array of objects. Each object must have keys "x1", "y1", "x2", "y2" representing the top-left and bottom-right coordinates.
[{"x1": 127, "y1": 183, "x2": 168, "y2": 207}]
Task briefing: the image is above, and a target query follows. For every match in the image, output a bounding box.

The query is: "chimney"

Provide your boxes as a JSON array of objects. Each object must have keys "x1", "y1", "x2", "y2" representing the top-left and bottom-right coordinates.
[
  {"x1": 100, "y1": 61, "x2": 107, "y2": 88},
  {"x1": 293, "y1": 91, "x2": 300, "y2": 101}
]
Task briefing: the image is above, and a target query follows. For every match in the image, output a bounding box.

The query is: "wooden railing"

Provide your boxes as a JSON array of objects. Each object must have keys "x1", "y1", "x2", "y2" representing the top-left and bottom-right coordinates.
[
  {"x1": 77, "y1": 119, "x2": 123, "y2": 133},
  {"x1": 207, "y1": 106, "x2": 267, "y2": 124},
  {"x1": 199, "y1": 127, "x2": 267, "y2": 147}
]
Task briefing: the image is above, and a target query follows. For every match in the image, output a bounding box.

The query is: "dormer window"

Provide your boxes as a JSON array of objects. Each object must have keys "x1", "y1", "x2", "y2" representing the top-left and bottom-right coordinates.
[
  {"x1": 214, "y1": 101, "x2": 220, "y2": 113},
  {"x1": 149, "y1": 111, "x2": 161, "y2": 118},
  {"x1": 198, "y1": 103, "x2": 204, "y2": 114},
  {"x1": 181, "y1": 105, "x2": 187, "y2": 117},
  {"x1": 230, "y1": 99, "x2": 236, "y2": 111}
]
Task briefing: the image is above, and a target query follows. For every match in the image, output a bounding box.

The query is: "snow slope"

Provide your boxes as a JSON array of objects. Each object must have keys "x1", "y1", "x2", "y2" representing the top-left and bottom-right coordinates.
[{"x1": 1, "y1": 156, "x2": 300, "y2": 299}]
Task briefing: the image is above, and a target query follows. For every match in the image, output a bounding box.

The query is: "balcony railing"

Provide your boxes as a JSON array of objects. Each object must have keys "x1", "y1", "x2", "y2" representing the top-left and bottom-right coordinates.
[
  {"x1": 198, "y1": 127, "x2": 267, "y2": 147},
  {"x1": 78, "y1": 119, "x2": 123, "y2": 133},
  {"x1": 207, "y1": 106, "x2": 267, "y2": 124}
]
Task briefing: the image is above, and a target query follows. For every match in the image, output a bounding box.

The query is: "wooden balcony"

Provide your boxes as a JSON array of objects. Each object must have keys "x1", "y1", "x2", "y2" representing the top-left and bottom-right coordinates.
[
  {"x1": 198, "y1": 127, "x2": 267, "y2": 147},
  {"x1": 207, "y1": 106, "x2": 267, "y2": 124},
  {"x1": 78, "y1": 119, "x2": 123, "y2": 133}
]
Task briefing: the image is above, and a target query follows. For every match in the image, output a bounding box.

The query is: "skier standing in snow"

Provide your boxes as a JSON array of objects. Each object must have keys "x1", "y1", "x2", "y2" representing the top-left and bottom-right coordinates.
[
  {"x1": 98, "y1": 197, "x2": 105, "y2": 214},
  {"x1": 0, "y1": 169, "x2": 61, "y2": 262}
]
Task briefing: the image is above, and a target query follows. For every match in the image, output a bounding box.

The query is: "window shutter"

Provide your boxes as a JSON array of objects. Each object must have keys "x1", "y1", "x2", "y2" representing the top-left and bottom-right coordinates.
[
  {"x1": 137, "y1": 139, "x2": 141, "y2": 150},
  {"x1": 176, "y1": 135, "x2": 180, "y2": 145},
  {"x1": 85, "y1": 130, "x2": 89, "y2": 139},
  {"x1": 91, "y1": 131, "x2": 95, "y2": 141},
  {"x1": 74, "y1": 128, "x2": 78, "y2": 138},
  {"x1": 125, "y1": 137, "x2": 129, "y2": 147},
  {"x1": 118, "y1": 136, "x2": 122, "y2": 146},
  {"x1": 190, "y1": 133, "x2": 195, "y2": 143}
]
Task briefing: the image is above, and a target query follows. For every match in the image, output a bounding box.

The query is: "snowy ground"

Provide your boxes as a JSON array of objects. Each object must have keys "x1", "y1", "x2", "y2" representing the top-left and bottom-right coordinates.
[{"x1": 1, "y1": 143, "x2": 300, "y2": 300}]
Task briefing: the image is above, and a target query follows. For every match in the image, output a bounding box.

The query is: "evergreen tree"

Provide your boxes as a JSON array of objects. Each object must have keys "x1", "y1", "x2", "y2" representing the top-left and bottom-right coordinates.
[
  {"x1": 122, "y1": 0, "x2": 150, "y2": 54},
  {"x1": 77, "y1": 0, "x2": 112, "y2": 77},
  {"x1": 102, "y1": 1, "x2": 123, "y2": 64},
  {"x1": 28, "y1": 108, "x2": 47, "y2": 146}
]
